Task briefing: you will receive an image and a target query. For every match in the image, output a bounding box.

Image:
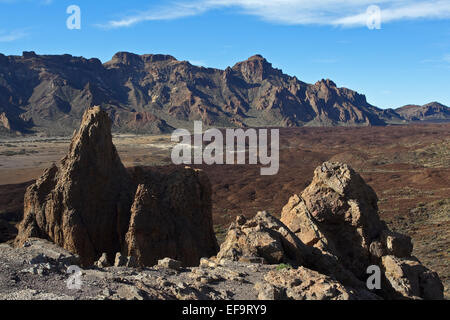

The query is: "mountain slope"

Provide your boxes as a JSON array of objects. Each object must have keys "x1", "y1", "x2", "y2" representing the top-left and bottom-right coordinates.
[
  {"x1": 396, "y1": 102, "x2": 450, "y2": 122},
  {"x1": 0, "y1": 51, "x2": 430, "y2": 136}
]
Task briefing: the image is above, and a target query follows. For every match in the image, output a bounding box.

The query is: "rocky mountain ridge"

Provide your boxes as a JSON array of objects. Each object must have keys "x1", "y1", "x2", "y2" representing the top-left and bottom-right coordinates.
[
  {"x1": 395, "y1": 102, "x2": 450, "y2": 122},
  {"x1": 3, "y1": 51, "x2": 446, "y2": 136}
]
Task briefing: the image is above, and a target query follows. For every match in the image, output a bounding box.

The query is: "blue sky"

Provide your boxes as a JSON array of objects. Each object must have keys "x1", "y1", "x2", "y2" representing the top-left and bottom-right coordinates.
[{"x1": 0, "y1": 0, "x2": 449, "y2": 109}]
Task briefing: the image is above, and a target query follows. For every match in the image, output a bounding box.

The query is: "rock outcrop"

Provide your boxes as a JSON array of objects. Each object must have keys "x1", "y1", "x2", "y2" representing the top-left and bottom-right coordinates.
[
  {"x1": 280, "y1": 161, "x2": 443, "y2": 300},
  {"x1": 16, "y1": 106, "x2": 133, "y2": 265},
  {"x1": 125, "y1": 169, "x2": 218, "y2": 267},
  {"x1": 216, "y1": 211, "x2": 374, "y2": 293},
  {"x1": 381, "y1": 255, "x2": 444, "y2": 300},
  {"x1": 15, "y1": 106, "x2": 218, "y2": 267},
  {"x1": 0, "y1": 112, "x2": 11, "y2": 130},
  {"x1": 216, "y1": 211, "x2": 308, "y2": 266},
  {"x1": 281, "y1": 162, "x2": 385, "y2": 277},
  {"x1": 259, "y1": 267, "x2": 378, "y2": 300}
]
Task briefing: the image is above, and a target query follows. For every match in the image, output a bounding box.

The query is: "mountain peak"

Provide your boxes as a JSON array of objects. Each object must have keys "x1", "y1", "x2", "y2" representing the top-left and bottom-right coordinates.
[
  {"x1": 396, "y1": 101, "x2": 450, "y2": 121},
  {"x1": 423, "y1": 101, "x2": 447, "y2": 108},
  {"x1": 232, "y1": 54, "x2": 281, "y2": 82},
  {"x1": 316, "y1": 79, "x2": 337, "y2": 88},
  {"x1": 247, "y1": 54, "x2": 267, "y2": 61}
]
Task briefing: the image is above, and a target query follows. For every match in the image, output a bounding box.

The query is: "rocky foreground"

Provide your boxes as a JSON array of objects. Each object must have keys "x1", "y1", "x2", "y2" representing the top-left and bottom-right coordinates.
[{"x1": 0, "y1": 106, "x2": 444, "y2": 300}]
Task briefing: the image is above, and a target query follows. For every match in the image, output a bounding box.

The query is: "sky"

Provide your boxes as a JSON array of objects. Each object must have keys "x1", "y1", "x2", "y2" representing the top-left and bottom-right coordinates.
[{"x1": 0, "y1": 0, "x2": 449, "y2": 109}]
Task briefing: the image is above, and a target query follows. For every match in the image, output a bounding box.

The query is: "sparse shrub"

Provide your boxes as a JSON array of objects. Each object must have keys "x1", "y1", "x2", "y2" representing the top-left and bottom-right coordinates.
[{"x1": 276, "y1": 263, "x2": 292, "y2": 271}]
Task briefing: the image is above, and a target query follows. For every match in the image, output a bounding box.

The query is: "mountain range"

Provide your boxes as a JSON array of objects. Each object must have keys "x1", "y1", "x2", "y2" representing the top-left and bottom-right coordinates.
[{"x1": 0, "y1": 51, "x2": 448, "y2": 136}]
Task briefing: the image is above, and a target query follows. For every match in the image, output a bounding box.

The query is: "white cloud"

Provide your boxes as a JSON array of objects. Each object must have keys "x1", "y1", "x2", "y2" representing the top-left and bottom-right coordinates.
[
  {"x1": 98, "y1": 2, "x2": 211, "y2": 29},
  {"x1": 98, "y1": 0, "x2": 450, "y2": 29},
  {"x1": 0, "y1": 29, "x2": 28, "y2": 42},
  {"x1": 334, "y1": 0, "x2": 450, "y2": 26}
]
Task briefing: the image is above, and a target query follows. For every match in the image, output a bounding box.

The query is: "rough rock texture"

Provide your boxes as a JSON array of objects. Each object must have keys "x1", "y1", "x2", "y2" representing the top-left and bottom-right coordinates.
[
  {"x1": 1, "y1": 238, "x2": 382, "y2": 301},
  {"x1": 95, "y1": 253, "x2": 110, "y2": 268},
  {"x1": 0, "y1": 51, "x2": 415, "y2": 136},
  {"x1": 260, "y1": 267, "x2": 378, "y2": 300},
  {"x1": 216, "y1": 211, "x2": 307, "y2": 266},
  {"x1": 281, "y1": 162, "x2": 385, "y2": 277},
  {"x1": 158, "y1": 258, "x2": 182, "y2": 271},
  {"x1": 381, "y1": 255, "x2": 444, "y2": 300},
  {"x1": 114, "y1": 253, "x2": 127, "y2": 267},
  {"x1": 15, "y1": 106, "x2": 133, "y2": 266},
  {"x1": 14, "y1": 106, "x2": 218, "y2": 268},
  {"x1": 0, "y1": 112, "x2": 11, "y2": 130},
  {"x1": 396, "y1": 102, "x2": 450, "y2": 122},
  {"x1": 125, "y1": 173, "x2": 218, "y2": 267},
  {"x1": 0, "y1": 239, "x2": 284, "y2": 300},
  {"x1": 280, "y1": 161, "x2": 444, "y2": 300},
  {"x1": 216, "y1": 210, "x2": 372, "y2": 293}
]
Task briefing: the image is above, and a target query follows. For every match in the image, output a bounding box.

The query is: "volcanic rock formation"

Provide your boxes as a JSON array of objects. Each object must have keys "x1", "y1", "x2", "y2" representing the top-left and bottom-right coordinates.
[
  {"x1": 125, "y1": 169, "x2": 218, "y2": 267},
  {"x1": 216, "y1": 211, "x2": 308, "y2": 266},
  {"x1": 15, "y1": 106, "x2": 218, "y2": 266},
  {"x1": 15, "y1": 106, "x2": 133, "y2": 265},
  {"x1": 281, "y1": 162, "x2": 385, "y2": 277},
  {"x1": 260, "y1": 266, "x2": 376, "y2": 300},
  {"x1": 279, "y1": 161, "x2": 443, "y2": 300}
]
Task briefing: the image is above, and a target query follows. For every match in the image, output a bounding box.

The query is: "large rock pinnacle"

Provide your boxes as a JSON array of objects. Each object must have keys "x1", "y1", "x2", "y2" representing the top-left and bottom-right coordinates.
[
  {"x1": 16, "y1": 106, "x2": 133, "y2": 266},
  {"x1": 15, "y1": 106, "x2": 218, "y2": 267}
]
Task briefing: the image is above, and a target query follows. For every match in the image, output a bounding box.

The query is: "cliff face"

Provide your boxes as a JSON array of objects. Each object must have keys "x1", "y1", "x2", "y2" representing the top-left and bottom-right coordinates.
[
  {"x1": 125, "y1": 168, "x2": 218, "y2": 267},
  {"x1": 15, "y1": 106, "x2": 218, "y2": 266},
  {"x1": 0, "y1": 51, "x2": 413, "y2": 136}
]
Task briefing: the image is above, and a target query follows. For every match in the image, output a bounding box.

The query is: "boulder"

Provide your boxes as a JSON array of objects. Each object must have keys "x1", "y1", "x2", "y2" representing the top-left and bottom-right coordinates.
[
  {"x1": 95, "y1": 253, "x2": 110, "y2": 268},
  {"x1": 158, "y1": 258, "x2": 182, "y2": 270},
  {"x1": 381, "y1": 255, "x2": 444, "y2": 300},
  {"x1": 216, "y1": 211, "x2": 365, "y2": 290},
  {"x1": 281, "y1": 162, "x2": 385, "y2": 277},
  {"x1": 280, "y1": 161, "x2": 444, "y2": 299},
  {"x1": 126, "y1": 256, "x2": 138, "y2": 268},
  {"x1": 114, "y1": 252, "x2": 127, "y2": 267},
  {"x1": 216, "y1": 211, "x2": 308, "y2": 266},
  {"x1": 381, "y1": 230, "x2": 413, "y2": 258}
]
